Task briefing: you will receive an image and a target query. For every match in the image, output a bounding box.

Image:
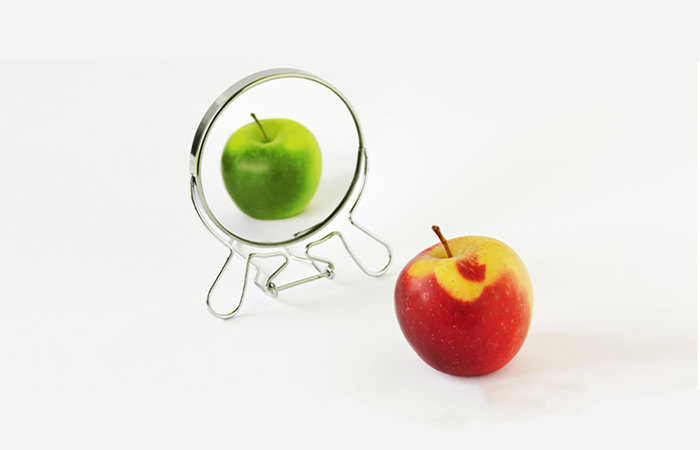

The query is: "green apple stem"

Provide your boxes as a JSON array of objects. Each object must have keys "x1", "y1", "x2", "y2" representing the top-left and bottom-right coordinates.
[
  {"x1": 432, "y1": 225, "x2": 453, "y2": 257},
  {"x1": 250, "y1": 113, "x2": 269, "y2": 142}
]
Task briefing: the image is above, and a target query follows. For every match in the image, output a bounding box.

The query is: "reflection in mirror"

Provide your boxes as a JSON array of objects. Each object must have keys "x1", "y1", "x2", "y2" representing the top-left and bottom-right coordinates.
[
  {"x1": 221, "y1": 113, "x2": 322, "y2": 220},
  {"x1": 201, "y1": 77, "x2": 360, "y2": 245}
]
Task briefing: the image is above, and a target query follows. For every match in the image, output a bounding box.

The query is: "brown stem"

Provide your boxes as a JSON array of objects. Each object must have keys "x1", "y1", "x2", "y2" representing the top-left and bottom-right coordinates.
[
  {"x1": 250, "y1": 113, "x2": 269, "y2": 142},
  {"x1": 431, "y1": 225, "x2": 453, "y2": 257}
]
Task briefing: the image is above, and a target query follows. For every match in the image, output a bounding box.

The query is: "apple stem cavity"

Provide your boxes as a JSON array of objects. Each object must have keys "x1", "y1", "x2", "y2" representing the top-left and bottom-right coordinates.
[
  {"x1": 250, "y1": 113, "x2": 269, "y2": 142},
  {"x1": 432, "y1": 225, "x2": 453, "y2": 258}
]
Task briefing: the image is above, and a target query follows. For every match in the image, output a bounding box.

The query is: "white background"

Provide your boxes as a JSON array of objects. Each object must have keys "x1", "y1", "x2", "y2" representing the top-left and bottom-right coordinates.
[{"x1": 1, "y1": 1, "x2": 699, "y2": 448}]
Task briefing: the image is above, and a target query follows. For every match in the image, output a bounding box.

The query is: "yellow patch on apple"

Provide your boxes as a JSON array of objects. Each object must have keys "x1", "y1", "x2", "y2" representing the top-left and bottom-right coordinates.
[{"x1": 407, "y1": 236, "x2": 532, "y2": 307}]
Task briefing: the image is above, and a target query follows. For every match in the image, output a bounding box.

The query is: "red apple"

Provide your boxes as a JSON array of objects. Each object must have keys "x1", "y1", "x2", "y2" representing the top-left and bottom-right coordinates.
[{"x1": 394, "y1": 226, "x2": 533, "y2": 376}]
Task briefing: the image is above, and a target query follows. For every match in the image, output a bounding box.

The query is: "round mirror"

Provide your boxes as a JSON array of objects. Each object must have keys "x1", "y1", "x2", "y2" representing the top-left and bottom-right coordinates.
[{"x1": 190, "y1": 69, "x2": 364, "y2": 248}]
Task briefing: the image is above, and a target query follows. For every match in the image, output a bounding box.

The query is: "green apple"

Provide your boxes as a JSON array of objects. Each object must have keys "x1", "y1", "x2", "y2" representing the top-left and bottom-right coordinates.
[{"x1": 221, "y1": 113, "x2": 322, "y2": 220}]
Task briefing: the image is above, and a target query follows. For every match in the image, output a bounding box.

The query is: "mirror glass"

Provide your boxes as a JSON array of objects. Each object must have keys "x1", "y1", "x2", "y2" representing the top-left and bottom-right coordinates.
[{"x1": 200, "y1": 76, "x2": 360, "y2": 245}]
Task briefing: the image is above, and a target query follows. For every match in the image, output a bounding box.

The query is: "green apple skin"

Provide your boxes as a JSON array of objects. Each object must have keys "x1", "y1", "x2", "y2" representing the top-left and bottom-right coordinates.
[{"x1": 221, "y1": 118, "x2": 322, "y2": 220}]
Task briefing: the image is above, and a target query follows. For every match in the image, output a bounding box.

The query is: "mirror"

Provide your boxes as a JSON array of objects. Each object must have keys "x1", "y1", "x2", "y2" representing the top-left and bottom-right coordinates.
[{"x1": 193, "y1": 71, "x2": 362, "y2": 247}]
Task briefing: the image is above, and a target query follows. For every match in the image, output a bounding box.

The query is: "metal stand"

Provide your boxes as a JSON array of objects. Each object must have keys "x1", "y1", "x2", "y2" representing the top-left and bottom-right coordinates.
[{"x1": 189, "y1": 68, "x2": 391, "y2": 319}]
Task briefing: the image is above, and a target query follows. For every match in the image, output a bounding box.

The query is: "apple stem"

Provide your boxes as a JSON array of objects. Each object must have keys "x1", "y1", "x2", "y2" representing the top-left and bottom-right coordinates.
[
  {"x1": 432, "y1": 225, "x2": 453, "y2": 257},
  {"x1": 250, "y1": 113, "x2": 269, "y2": 142}
]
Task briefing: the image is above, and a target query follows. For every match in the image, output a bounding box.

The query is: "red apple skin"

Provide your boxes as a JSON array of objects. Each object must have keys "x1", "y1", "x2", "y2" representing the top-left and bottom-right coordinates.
[{"x1": 394, "y1": 236, "x2": 533, "y2": 376}]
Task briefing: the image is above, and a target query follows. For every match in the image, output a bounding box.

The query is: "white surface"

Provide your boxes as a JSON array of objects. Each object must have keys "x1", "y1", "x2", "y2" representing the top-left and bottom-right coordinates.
[{"x1": 1, "y1": 2, "x2": 699, "y2": 448}]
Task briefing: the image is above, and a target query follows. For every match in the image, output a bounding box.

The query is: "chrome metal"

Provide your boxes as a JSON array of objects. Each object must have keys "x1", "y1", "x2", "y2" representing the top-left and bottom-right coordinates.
[
  {"x1": 206, "y1": 250, "x2": 290, "y2": 319},
  {"x1": 191, "y1": 68, "x2": 391, "y2": 319}
]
